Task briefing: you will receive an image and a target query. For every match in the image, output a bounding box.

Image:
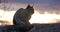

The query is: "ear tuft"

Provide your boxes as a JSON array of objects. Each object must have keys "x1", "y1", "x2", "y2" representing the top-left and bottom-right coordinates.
[{"x1": 26, "y1": 4, "x2": 31, "y2": 9}]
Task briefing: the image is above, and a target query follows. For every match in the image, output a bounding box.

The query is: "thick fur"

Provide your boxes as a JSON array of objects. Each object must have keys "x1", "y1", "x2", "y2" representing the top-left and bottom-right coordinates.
[
  {"x1": 13, "y1": 5, "x2": 34, "y2": 25},
  {"x1": 13, "y1": 5, "x2": 34, "y2": 32}
]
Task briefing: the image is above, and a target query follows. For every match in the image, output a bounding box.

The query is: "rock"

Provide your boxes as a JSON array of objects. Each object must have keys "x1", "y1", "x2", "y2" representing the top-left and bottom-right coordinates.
[
  {"x1": 0, "y1": 25, "x2": 22, "y2": 32},
  {"x1": 28, "y1": 23, "x2": 60, "y2": 32}
]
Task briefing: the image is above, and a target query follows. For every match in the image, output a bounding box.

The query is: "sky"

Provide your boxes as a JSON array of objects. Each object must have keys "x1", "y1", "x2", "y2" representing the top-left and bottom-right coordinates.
[
  {"x1": 0, "y1": 0, "x2": 60, "y2": 23},
  {"x1": 2, "y1": 0, "x2": 60, "y2": 5},
  {"x1": 0, "y1": 0, "x2": 60, "y2": 11}
]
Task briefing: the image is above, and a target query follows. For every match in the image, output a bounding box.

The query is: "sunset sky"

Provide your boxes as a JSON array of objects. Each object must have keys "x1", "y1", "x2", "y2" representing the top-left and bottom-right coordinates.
[
  {"x1": 0, "y1": 0, "x2": 60, "y2": 24},
  {"x1": 0, "y1": 0, "x2": 60, "y2": 11}
]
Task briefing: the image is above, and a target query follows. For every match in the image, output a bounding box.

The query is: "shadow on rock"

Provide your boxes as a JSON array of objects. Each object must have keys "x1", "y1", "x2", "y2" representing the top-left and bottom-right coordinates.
[{"x1": 28, "y1": 23, "x2": 60, "y2": 32}]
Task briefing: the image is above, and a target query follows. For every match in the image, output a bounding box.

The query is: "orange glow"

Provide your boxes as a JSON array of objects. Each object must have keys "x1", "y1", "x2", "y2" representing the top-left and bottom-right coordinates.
[
  {"x1": 0, "y1": 9, "x2": 16, "y2": 25},
  {"x1": 0, "y1": 9, "x2": 60, "y2": 25},
  {"x1": 0, "y1": 9, "x2": 4, "y2": 18},
  {"x1": 29, "y1": 11, "x2": 60, "y2": 24},
  {"x1": 44, "y1": 11, "x2": 48, "y2": 14},
  {"x1": 0, "y1": 9, "x2": 16, "y2": 22}
]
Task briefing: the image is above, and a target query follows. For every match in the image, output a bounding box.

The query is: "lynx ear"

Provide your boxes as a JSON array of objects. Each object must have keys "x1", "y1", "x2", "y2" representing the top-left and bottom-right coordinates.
[{"x1": 26, "y1": 4, "x2": 31, "y2": 9}]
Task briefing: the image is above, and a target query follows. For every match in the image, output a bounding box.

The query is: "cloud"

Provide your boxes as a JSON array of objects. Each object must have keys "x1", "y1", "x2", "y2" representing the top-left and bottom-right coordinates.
[
  {"x1": 33, "y1": 4, "x2": 60, "y2": 11},
  {"x1": 0, "y1": 2, "x2": 60, "y2": 11},
  {"x1": 1, "y1": 0, "x2": 60, "y2": 4}
]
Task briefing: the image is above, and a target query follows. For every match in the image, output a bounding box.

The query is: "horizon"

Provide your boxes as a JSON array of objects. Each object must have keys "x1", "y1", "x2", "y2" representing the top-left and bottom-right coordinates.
[{"x1": 0, "y1": 0, "x2": 60, "y2": 25}]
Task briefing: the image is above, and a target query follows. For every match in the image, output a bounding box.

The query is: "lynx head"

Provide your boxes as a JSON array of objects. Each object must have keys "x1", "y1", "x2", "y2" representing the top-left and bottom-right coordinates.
[{"x1": 26, "y1": 5, "x2": 34, "y2": 14}]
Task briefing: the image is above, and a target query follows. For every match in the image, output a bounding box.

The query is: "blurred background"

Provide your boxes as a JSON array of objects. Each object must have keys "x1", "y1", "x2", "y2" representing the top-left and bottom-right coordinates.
[{"x1": 0, "y1": 0, "x2": 60, "y2": 26}]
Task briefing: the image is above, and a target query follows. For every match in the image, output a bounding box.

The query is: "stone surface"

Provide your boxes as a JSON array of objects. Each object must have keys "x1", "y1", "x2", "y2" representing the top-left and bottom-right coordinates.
[
  {"x1": 0, "y1": 23, "x2": 60, "y2": 32},
  {"x1": 28, "y1": 23, "x2": 60, "y2": 32}
]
